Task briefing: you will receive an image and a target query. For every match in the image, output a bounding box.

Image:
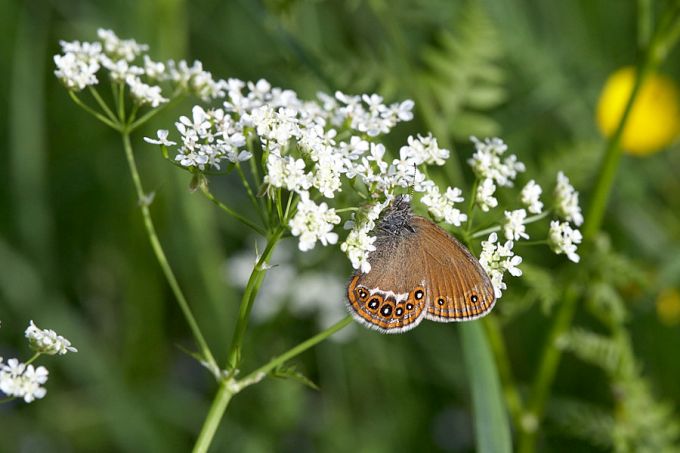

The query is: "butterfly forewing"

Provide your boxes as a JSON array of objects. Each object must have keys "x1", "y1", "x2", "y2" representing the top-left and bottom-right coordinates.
[{"x1": 411, "y1": 217, "x2": 496, "y2": 321}]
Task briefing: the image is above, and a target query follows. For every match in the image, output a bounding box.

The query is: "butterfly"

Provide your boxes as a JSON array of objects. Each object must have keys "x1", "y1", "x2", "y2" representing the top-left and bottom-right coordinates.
[{"x1": 346, "y1": 195, "x2": 496, "y2": 333}]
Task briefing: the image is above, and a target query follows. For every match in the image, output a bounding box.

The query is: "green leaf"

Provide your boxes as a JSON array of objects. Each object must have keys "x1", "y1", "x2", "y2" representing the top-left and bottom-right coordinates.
[
  {"x1": 460, "y1": 322, "x2": 512, "y2": 453},
  {"x1": 271, "y1": 365, "x2": 319, "y2": 391}
]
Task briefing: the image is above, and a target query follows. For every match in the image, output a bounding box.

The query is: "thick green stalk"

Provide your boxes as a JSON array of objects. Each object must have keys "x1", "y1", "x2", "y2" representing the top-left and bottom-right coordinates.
[
  {"x1": 225, "y1": 229, "x2": 284, "y2": 370},
  {"x1": 192, "y1": 380, "x2": 234, "y2": 453},
  {"x1": 121, "y1": 132, "x2": 218, "y2": 373}
]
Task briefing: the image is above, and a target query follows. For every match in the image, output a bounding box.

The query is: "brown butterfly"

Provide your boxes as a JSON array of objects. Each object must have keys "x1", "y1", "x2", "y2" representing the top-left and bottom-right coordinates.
[{"x1": 346, "y1": 195, "x2": 495, "y2": 333}]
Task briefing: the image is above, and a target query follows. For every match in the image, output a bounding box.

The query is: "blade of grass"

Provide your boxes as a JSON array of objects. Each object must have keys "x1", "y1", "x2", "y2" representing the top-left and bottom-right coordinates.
[{"x1": 460, "y1": 321, "x2": 512, "y2": 453}]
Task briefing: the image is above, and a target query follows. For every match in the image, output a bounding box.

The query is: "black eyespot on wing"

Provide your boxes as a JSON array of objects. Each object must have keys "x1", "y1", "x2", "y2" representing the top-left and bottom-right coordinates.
[
  {"x1": 406, "y1": 303, "x2": 414, "y2": 310},
  {"x1": 470, "y1": 294, "x2": 478, "y2": 303},
  {"x1": 368, "y1": 298, "x2": 380, "y2": 310},
  {"x1": 395, "y1": 307, "x2": 404, "y2": 317},
  {"x1": 437, "y1": 298, "x2": 445, "y2": 306},
  {"x1": 414, "y1": 290, "x2": 424, "y2": 300},
  {"x1": 380, "y1": 304, "x2": 393, "y2": 317}
]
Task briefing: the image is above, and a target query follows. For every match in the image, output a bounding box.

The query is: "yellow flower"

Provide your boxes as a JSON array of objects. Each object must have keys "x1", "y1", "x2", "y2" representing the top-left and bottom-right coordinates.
[
  {"x1": 596, "y1": 66, "x2": 680, "y2": 155},
  {"x1": 656, "y1": 288, "x2": 680, "y2": 326}
]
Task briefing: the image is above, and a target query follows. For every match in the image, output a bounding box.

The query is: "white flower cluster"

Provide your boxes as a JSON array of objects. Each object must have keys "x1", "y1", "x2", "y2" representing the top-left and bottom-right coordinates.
[
  {"x1": 145, "y1": 105, "x2": 249, "y2": 170},
  {"x1": 54, "y1": 29, "x2": 227, "y2": 106},
  {"x1": 504, "y1": 209, "x2": 529, "y2": 241},
  {"x1": 25, "y1": 320, "x2": 78, "y2": 355},
  {"x1": 149, "y1": 76, "x2": 472, "y2": 256},
  {"x1": 521, "y1": 180, "x2": 543, "y2": 214},
  {"x1": 0, "y1": 358, "x2": 49, "y2": 403},
  {"x1": 468, "y1": 137, "x2": 525, "y2": 212},
  {"x1": 420, "y1": 185, "x2": 467, "y2": 227},
  {"x1": 288, "y1": 193, "x2": 341, "y2": 251},
  {"x1": 479, "y1": 232, "x2": 523, "y2": 298},
  {"x1": 554, "y1": 172, "x2": 584, "y2": 226},
  {"x1": 340, "y1": 200, "x2": 389, "y2": 273},
  {"x1": 547, "y1": 172, "x2": 584, "y2": 262}
]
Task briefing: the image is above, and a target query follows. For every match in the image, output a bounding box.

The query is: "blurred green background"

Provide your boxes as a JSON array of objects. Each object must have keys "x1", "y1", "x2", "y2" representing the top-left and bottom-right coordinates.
[{"x1": 1, "y1": 0, "x2": 680, "y2": 451}]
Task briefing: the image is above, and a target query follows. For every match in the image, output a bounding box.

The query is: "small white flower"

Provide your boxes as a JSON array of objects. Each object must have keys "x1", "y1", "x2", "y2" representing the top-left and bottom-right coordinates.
[
  {"x1": 478, "y1": 232, "x2": 523, "y2": 298},
  {"x1": 53, "y1": 40, "x2": 102, "y2": 90},
  {"x1": 554, "y1": 172, "x2": 583, "y2": 226},
  {"x1": 97, "y1": 29, "x2": 148, "y2": 62},
  {"x1": 144, "y1": 129, "x2": 177, "y2": 146},
  {"x1": 341, "y1": 226, "x2": 377, "y2": 273},
  {"x1": 468, "y1": 137, "x2": 525, "y2": 187},
  {"x1": 549, "y1": 220, "x2": 583, "y2": 263},
  {"x1": 420, "y1": 185, "x2": 468, "y2": 227},
  {"x1": 265, "y1": 154, "x2": 312, "y2": 193},
  {"x1": 25, "y1": 320, "x2": 77, "y2": 355},
  {"x1": 289, "y1": 193, "x2": 341, "y2": 251},
  {"x1": 503, "y1": 209, "x2": 529, "y2": 241},
  {"x1": 521, "y1": 180, "x2": 544, "y2": 214},
  {"x1": 399, "y1": 133, "x2": 450, "y2": 166},
  {"x1": 476, "y1": 178, "x2": 498, "y2": 212},
  {"x1": 126, "y1": 76, "x2": 168, "y2": 107},
  {"x1": 0, "y1": 358, "x2": 49, "y2": 403}
]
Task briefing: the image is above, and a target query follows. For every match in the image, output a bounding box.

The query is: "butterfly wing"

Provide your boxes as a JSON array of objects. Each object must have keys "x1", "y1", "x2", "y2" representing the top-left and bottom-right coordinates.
[
  {"x1": 411, "y1": 216, "x2": 496, "y2": 321},
  {"x1": 346, "y1": 232, "x2": 430, "y2": 333}
]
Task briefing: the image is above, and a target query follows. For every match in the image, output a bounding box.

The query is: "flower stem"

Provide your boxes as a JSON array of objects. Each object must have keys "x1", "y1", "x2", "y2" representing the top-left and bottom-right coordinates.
[
  {"x1": 200, "y1": 186, "x2": 266, "y2": 236},
  {"x1": 68, "y1": 91, "x2": 119, "y2": 130},
  {"x1": 225, "y1": 228, "x2": 284, "y2": 370},
  {"x1": 192, "y1": 379, "x2": 234, "y2": 453},
  {"x1": 240, "y1": 315, "x2": 353, "y2": 386},
  {"x1": 121, "y1": 131, "x2": 218, "y2": 373},
  {"x1": 192, "y1": 315, "x2": 353, "y2": 452},
  {"x1": 471, "y1": 211, "x2": 550, "y2": 239},
  {"x1": 24, "y1": 352, "x2": 41, "y2": 365}
]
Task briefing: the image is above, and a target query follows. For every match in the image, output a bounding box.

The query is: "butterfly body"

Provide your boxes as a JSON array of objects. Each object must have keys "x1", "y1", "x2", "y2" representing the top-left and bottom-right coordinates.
[{"x1": 346, "y1": 196, "x2": 495, "y2": 333}]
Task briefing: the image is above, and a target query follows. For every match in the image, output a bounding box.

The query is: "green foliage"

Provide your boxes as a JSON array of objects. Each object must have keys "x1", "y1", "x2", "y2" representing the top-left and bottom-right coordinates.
[{"x1": 418, "y1": 2, "x2": 506, "y2": 141}]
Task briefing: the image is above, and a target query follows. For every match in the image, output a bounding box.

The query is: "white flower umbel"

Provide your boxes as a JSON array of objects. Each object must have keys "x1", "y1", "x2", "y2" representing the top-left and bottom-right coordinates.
[
  {"x1": 0, "y1": 358, "x2": 49, "y2": 403},
  {"x1": 265, "y1": 154, "x2": 312, "y2": 194},
  {"x1": 54, "y1": 41, "x2": 102, "y2": 90},
  {"x1": 54, "y1": 28, "x2": 227, "y2": 102},
  {"x1": 25, "y1": 320, "x2": 78, "y2": 355},
  {"x1": 477, "y1": 178, "x2": 499, "y2": 212},
  {"x1": 126, "y1": 76, "x2": 168, "y2": 107},
  {"x1": 549, "y1": 220, "x2": 583, "y2": 263},
  {"x1": 554, "y1": 172, "x2": 584, "y2": 226},
  {"x1": 479, "y1": 232, "x2": 523, "y2": 298},
  {"x1": 504, "y1": 209, "x2": 529, "y2": 241},
  {"x1": 172, "y1": 106, "x2": 249, "y2": 170},
  {"x1": 289, "y1": 193, "x2": 341, "y2": 251},
  {"x1": 420, "y1": 185, "x2": 468, "y2": 227},
  {"x1": 468, "y1": 137, "x2": 525, "y2": 187},
  {"x1": 521, "y1": 180, "x2": 544, "y2": 214},
  {"x1": 399, "y1": 134, "x2": 450, "y2": 166},
  {"x1": 340, "y1": 199, "x2": 391, "y2": 273}
]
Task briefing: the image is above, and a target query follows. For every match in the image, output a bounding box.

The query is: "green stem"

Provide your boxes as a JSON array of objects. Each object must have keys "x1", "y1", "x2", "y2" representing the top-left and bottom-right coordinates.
[
  {"x1": 240, "y1": 315, "x2": 353, "y2": 386},
  {"x1": 121, "y1": 131, "x2": 218, "y2": 374},
  {"x1": 192, "y1": 380, "x2": 235, "y2": 453},
  {"x1": 128, "y1": 94, "x2": 185, "y2": 132},
  {"x1": 24, "y1": 352, "x2": 41, "y2": 365},
  {"x1": 87, "y1": 86, "x2": 118, "y2": 123},
  {"x1": 192, "y1": 315, "x2": 353, "y2": 452},
  {"x1": 200, "y1": 186, "x2": 266, "y2": 236},
  {"x1": 235, "y1": 162, "x2": 266, "y2": 226},
  {"x1": 225, "y1": 228, "x2": 284, "y2": 370},
  {"x1": 68, "y1": 91, "x2": 119, "y2": 130},
  {"x1": 471, "y1": 211, "x2": 550, "y2": 239},
  {"x1": 517, "y1": 285, "x2": 580, "y2": 453}
]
